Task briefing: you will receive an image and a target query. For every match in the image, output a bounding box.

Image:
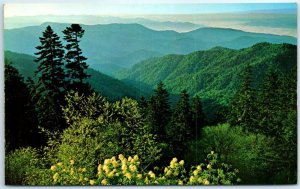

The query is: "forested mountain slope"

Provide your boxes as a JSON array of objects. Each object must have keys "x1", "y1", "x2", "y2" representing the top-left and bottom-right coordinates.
[
  {"x1": 117, "y1": 42, "x2": 297, "y2": 111},
  {"x1": 5, "y1": 51, "x2": 143, "y2": 100}
]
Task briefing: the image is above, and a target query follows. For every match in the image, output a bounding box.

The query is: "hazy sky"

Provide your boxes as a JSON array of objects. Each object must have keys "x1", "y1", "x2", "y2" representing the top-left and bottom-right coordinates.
[
  {"x1": 4, "y1": 3, "x2": 297, "y2": 37},
  {"x1": 4, "y1": 3, "x2": 297, "y2": 17}
]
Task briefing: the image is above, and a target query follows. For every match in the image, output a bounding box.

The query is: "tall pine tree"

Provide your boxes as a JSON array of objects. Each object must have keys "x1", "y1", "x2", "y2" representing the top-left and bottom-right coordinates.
[
  {"x1": 228, "y1": 64, "x2": 257, "y2": 132},
  {"x1": 275, "y1": 66, "x2": 297, "y2": 183},
  {"x1": 34, "y1": 25, "x2": 66, "y2": 131},
  {"x1": 166, "y1": 90, "x2": 192, "y2": 158},
  {"x1": 63, "y1": 24, "x2": 91, "y2": 94},
  {"x1": 257, "y1": 69, "x2": 282, "y2": 136},
  {"x1": 191, "y1": 95, "x2": 206, "y2": 139},
  {"x1": 146, "y1": 81, "x2": 171, "y2": 141}
]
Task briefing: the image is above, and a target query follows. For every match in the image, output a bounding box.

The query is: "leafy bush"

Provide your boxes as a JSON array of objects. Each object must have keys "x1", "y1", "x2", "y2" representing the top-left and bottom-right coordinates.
[
  {"x1": 185, "y1": 124, "x2": 277, "y2": 184},
  {"x1": 46, "y1": 152, "x2": 239, "y2": 185},
  {"x1": 5, "y1": 147, "x2": 40, "y2": 185},
  {"x1": 57, "y1": 92, "x2": 163, "y2": 178}
]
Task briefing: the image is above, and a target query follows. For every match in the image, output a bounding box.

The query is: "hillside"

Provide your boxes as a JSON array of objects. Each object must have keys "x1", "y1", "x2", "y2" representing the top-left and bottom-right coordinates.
[
  {"x1": 5, "y1": 23, "x2": 296, "y2": 75},
  {"x1": 4, "y1": 51, "x2": 144, "y2": 100},
  {"x1": 117, "y1": 42, "x2": 297, "y2": 114}
]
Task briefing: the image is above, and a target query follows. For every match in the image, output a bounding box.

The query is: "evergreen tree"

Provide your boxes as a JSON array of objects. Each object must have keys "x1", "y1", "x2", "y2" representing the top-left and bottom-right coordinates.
[
  {"x1": 34, "y1": 25, "x2": 66, "y2": 131},
  {"x1": 166, "y1": 90, "x2": 192, "y2": 158},
  {"x1": 5, "y1": 63, "x2": 41, "y2": 152},
  {"x1": 275, "y1": 66, "x2": 297, "y2": 183},
  {"x1": 228, "y1": 64, "x2": 257, "y2": 132},
  {"x1": 35, "y1": 26, "x2": 65, "y2": 95},
  {"x1": 63, "y1": 24, "x2": 91, "y2": 94},
  {"x1": 257, "y1": 69, "x2": 282, "y2": 136},
  {"x1": 191, "y1": 95, "x2": 206, "y2": 139},
  {"x1": 146, "y1": 81, "x2": 171, "y2": 141}
]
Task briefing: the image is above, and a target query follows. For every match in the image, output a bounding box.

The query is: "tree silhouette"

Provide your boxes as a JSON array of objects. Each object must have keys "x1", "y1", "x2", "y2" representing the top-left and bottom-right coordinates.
[
  {"x1": 146, "y1": 81, "x2": 171, "y2": 141},
  {"x1": 34, "y1": 25, "x2": 66, "y2": 131},
  {"x1": 166, "y1": 90, "x2": 192, "y2": 158},
  {"x1": 5, "y1": 63, "x2": 41, "y2": 152},
  {"x1": 63, "y1": 24, "x2": 91, "y2": 94}
]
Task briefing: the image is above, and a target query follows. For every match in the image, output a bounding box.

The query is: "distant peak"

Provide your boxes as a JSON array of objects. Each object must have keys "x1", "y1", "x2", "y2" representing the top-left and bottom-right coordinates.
[
  {"x1": 209, "y1": 46, "x2": 231, "y2": 51},
  {"x1": 188, "y1": 27, "x2": 245, "y2": 33},
  {"x1": 40, "y1": 22, "x2": 84, "y2": 27},
  {"x1": 105, "y1": 23, "x2": 146, "y2": 28}
]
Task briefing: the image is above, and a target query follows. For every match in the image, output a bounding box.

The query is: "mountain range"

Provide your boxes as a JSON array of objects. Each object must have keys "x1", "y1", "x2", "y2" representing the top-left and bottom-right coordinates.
[
  {"x1": 4, "y1": 23, "x2": 296, "y2": 75},
  {"x1": 5, "y1": 16, "x2": 203, "y2": 32}
]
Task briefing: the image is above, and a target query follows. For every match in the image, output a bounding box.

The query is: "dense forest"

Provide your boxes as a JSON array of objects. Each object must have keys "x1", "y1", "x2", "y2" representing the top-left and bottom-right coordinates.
[
  {"x1": 5, "y1": 24, "x2": 297, "y2": 185},
  {"x1": 117, "y1": 43, "x2": 297, "y2": 121}
]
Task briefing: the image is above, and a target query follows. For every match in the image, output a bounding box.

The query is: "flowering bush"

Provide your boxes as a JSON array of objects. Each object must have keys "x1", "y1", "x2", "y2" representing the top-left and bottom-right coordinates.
[
  {"x1": 58, "y1": 92, "x2": 164, "y2": 176},
  {"x1": 48, "y1": 152, "x2": 240, "y2": 185},
  {"x1": 186, "y1": 124, "x2": 278, "y2": 183}
]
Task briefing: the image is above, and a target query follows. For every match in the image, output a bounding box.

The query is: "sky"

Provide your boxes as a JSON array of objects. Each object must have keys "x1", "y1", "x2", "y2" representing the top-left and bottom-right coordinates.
[{"x1": 4, "y1": 3, "x2": 297, "y2": 17}]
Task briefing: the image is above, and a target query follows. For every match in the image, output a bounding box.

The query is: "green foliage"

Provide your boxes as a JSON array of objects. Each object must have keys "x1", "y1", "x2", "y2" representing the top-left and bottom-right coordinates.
[
  {"x1": 57, "y1": 92, "x2": 163, "y2": 178},
  {"x1": 104, "y1": 97, "x2": 164, "y2": 167},
  {"x1": 185, "y1": 124, "x2": 284, "y2": 184},
  {"x1": 191, "y1": 95, "x2": 206, "y2": 137},
  {"x1": 5, "y1": 147, "x2": 41, "y2": 185},
  {"x1": 57, "y1": 118, "x2": 108, "y2": 177},
  {"x1": 146, "y1": 81, "x2": 171, "y2": 141},
  {"x1": 58, "y1": 92, "x2": 115, "y2": 176},
  {"x1": 166, "y1": 90, "x2": 192, "y2": 157},
  {"x1": 226, "y1": 64, "x2": 297, "y2": 183},
  {"x1": 62, "y1": 91, "x2": 107, "y2": 125},
  {"x1": 4, "y1": 22, "x2": 297, "y2": 186},
  {"x1": 228, "y1": 64, "x2": 258, "y2": 132},
  {"x1": 138, "y1": 96, "x2": 148, "y2": 117},
  {"x1": 40, "y1": 153, "x2": 239, "y2": 185},
  {"x1": 256, "y1": 69, "x2": 282, "y2": 136},
  {"x1": 118, "y1": 43, "x2": 297, "y2": 120},
  {"x1": 271, "y1": 67, "x2": 297, "y2": 183},
  {"x1": 188, "y1": 152, "x2": 240, "y2": 185}
]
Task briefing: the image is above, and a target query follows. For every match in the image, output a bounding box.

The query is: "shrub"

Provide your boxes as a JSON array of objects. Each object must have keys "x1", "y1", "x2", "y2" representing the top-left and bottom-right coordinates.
[
  {"x1": 185, "y1": 124, "x2": 277, "y2": 184},
  {"x1": 57, "y1": 92, "x2": 163, "y2": 178},
  {"x1": 47, "y1": 152, "x2": 240, "y2": 185},
  {"x1": 5, "y1": 147, "x2": 40, "y2": 185}
]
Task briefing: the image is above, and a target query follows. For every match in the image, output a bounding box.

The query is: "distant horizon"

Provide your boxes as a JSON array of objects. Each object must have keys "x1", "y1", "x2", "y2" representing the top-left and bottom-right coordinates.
[
  {"x1": 4, "y1": 11, "x2": 297, "y2": 37},
  {"x1": 6, "y1": 21, "x2": 296, "y2": 37}
]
